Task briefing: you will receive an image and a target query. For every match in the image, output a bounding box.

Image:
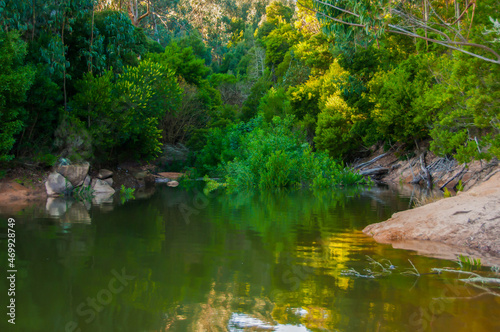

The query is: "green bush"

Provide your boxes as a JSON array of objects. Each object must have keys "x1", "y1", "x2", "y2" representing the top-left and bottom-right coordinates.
[
  {"x1": 258, "y1": 87, "x2": 292, "y2": 122},
  {"x1": 72, "y1": 60, "x2": 181, "y2": 161},
  {"x1": 0, "y1": 31, "x2": 35, "y2": 161},
  {"x1": 368, "y1": 53, "x2": 436, "y2": 145},
  {"x1": 426, "y1": 53, "x2": 500, "y2": 162},
  {"x1": 197, "y1": 115, "x2": 366, "y2": 192}
]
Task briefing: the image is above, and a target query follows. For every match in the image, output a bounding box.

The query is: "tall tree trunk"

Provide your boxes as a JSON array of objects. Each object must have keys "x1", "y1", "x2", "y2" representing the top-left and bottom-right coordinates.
[
  {"x1": 32, "y1": 0, "x2": 36, "y2": 41},
  {"x1": 89, "y1": 4, "x2": 95, "y2": 73},
  {"x1": 62, "y1": 16, "x2": 67, "y2": 113}
]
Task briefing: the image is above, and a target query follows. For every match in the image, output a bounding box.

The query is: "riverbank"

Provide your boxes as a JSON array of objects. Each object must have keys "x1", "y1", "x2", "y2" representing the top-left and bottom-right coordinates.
[
  {"x1": 364, "y1": 170, "x2": 500, "y2": 257},
  {"x1": 352, "y1": 144, "x2": 500, "y2": 258},
  {"x1": 2, "y1": 149, "x2": 500, "y2": 259}
]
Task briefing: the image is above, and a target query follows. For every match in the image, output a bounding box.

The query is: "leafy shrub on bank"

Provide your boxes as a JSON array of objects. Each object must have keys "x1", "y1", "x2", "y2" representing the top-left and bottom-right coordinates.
[
  {"x1": 72, "y1": 60, "x2": 181, "y2": 161},
  {"x1": 0, "y1": 31, "x2": 35, "y2": 161},
  {"x1": 198, "y1": 115, "x2": 366, "y2": 192}
]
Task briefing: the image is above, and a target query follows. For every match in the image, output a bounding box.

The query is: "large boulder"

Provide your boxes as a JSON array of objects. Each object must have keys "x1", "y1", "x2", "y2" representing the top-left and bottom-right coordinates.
[
  {"x1": 91, "y1": 178, "x2": 115, "y2": 194},
  {"x1": 45, "y1": 172, "x2": 73, "y2": 196},
  {"x1": 97, "y1": 169, "x2": 113, "y2": 180},
  {"x1": 56, "y1": 163, "x2": 90, "y2": 187}
]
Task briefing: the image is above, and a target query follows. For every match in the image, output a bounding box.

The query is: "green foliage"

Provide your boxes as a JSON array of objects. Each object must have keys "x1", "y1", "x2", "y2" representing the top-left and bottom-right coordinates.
[
  {"x1": 197, "y1": 115, "x2": 365, "y2": 192},
  {"x1": 258, "y1": 87, "x2": 291, "y2": 122},
  {"x1": 263, "y1": 24, "x2": 299, "y2": 67},
  {"x1": 146, "y1": 43, "x2": 210, "y2": 87},
  {"x1": 427, "y1": 53, "x2": 500, "y2": 162},
  {"x1": 0, "y1": 31, "x2": 35, "y2": 161},
  {"x1": 115, "y1": 60, "x2": 181, "y2": 159},
  {"x1": 73, "y1": 184, "x2": 94, "y2": 202},
  {"x1": 120, "y1": 185, "x2": 136, "y2": 204},
  {"x1": 241, "y1": 77, "x2": 273, "y2": 121},
  {"x1": 203, "y1": 175, "x2": 226, "y2": 195},
  {"x1": 34, "y1": 153, "x2": 58, "y2": 167},
  {"x1": 315, "y1": 92, "x2": 358, "y2": 159},
  {"x1": 91, "y1": 10, "x2": 152, "y2": 74},
  {"x1": 72, "y1": 60, "x2": 181, "y2": 161},
  {"x1": 369, "y1": 53, "x2": 436, "y2": 144},
  {"x1": 457, "y1": 255, "x2": 482, "y2": 271}
]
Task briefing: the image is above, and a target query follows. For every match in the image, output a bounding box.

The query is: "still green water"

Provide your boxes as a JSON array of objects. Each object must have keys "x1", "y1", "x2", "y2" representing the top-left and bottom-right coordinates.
[{"x1": 1, "y1": 185, "x2": 499, "y2": 332}]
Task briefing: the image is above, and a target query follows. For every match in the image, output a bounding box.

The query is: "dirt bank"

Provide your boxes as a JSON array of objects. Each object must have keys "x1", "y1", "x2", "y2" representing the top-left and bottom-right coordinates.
[
  {"x1": 364, "y1": 171, "x2": 500, "y2": 257},
  {"x1": 0, "y1": 180, "x2": 47, "y2": 215}
]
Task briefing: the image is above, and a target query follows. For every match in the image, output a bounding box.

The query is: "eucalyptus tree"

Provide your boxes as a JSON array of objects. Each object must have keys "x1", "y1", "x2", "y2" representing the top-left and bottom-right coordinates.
[{"x1": 300, "y1": 0, "x2": 500, "y2": 64}]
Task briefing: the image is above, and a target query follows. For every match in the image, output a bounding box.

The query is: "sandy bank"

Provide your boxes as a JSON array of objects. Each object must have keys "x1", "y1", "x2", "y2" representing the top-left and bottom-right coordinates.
[{"x1": 364, "y1": 171, "x2": 500, "y2": 257}]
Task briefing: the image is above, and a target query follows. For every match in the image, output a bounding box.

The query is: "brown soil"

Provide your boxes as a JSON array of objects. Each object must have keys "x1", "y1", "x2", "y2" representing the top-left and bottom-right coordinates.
[
  {"x1": 364, "y1": 171, "x2": 500, "y2": 260},
  {"x1": 0, "y1": 167, "x2": 48, "y2": 214}
]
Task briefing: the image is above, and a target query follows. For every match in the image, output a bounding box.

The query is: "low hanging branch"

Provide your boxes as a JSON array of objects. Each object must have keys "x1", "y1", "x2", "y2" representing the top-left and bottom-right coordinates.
[{"x1": 298, "y1": 0, "x2": 500, "y2": 64}]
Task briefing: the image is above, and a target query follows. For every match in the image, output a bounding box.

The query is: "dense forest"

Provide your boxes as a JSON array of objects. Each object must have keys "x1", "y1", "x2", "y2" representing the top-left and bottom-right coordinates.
[{"x1": 1, "y1": 0, "x2": 499, "y2": 189}]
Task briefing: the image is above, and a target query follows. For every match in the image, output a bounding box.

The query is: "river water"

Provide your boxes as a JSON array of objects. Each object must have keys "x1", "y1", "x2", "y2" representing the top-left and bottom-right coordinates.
[{"x1": 0, "y1": 184, "x2": 499, "y2": 331}]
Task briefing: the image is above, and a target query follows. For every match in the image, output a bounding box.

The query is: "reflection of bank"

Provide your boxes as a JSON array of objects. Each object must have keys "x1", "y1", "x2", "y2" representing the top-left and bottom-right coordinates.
[
  {"x1": 44, "y1": 186, "x2": 157, "y2": 224},
  {"x1": 45, "y1": 193, "x2": 114, "y2": 224},
  {"x1": 46, "y1": 197, "x2": 91, "y2": 223}
]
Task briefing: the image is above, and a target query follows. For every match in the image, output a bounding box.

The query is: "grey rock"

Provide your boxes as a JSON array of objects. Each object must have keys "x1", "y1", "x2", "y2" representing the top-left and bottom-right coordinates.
[
  {"x1": 56, "y1": 163, "x2": 90, "y2": 187},
  {"x1": 97, "y1": 169, "x2": 113, "y2": 179},
  {"x1": 103, "y1": 178, "x2": 113, "y2": 186},
  {"x1": 167, "y1": 180, "x2": 179, "y2": 187},
  {"x1": 45, "y1": 172, "x2": 73, "y2": 196},
  {"x1": 83, "y1": 175, "x2": 91, "y2": 187},
  {"x1": 91, "y1": 178, "x2": 115, "y2": 194}
]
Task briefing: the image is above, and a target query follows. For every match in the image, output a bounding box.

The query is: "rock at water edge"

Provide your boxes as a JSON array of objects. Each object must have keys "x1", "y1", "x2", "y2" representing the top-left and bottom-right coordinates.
[
  {"x1": 56, "y1": 163, "x2": 90, "y2": 187},
  {"x1": 45, "y1": 172, "x2": 73, "y2": 196},
  {"x1": 91, "y1": 178, "x2": 115, "y2": 194}
]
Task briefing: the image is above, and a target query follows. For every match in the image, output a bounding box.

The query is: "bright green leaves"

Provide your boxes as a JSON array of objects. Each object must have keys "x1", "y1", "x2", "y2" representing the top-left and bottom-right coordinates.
[
  {"x1": 147, "y1": 43, "x2": 210, "y2": 87},
  {"x1": 114, "y1": 60, "x2": 181, "y2": 159},
  {"x1": 72, "y1": 60, "x2": 181, "y2": 161},
  {"x1": 196, "y1": 115, "x2": 365, "y2": 192},
  {"x1": 0, "y1": 31, "x2": 35, "y2": 161},
  {"x1": 426, "y1": 53, "x2": 500, "y2": 162}
]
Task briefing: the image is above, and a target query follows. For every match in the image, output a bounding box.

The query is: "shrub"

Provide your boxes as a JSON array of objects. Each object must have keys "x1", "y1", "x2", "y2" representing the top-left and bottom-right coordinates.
[
  {"x1": 369, "y1": 53, "x2": 436, "y2": 145},
  {"x1": 426, "y1": 53, "x2": 500, "y2": 162},
  {"x1": 197, "y1": 115, "x2": 366, "y2": 192},
  {"x1": 72, "y1": 60, "x2": 182, "y2": 161},
  {"x1": 0, "y1": 31, "x2": 35, "y2": 161}
]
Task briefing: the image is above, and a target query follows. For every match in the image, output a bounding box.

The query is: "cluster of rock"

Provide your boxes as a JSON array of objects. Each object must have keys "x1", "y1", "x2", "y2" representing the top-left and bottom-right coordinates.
[{"x1": 45, "y1": 163, "x2": 115, "y2": 197}]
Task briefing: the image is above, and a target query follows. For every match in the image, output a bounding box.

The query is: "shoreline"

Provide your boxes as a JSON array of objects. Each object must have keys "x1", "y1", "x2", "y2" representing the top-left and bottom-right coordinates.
[
  {"x1": 2, "y1": 151, "x2": 500, "y2": 260},
  {"x1": 363, "y1": 171, "x2": 500, "y2": 259}
]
